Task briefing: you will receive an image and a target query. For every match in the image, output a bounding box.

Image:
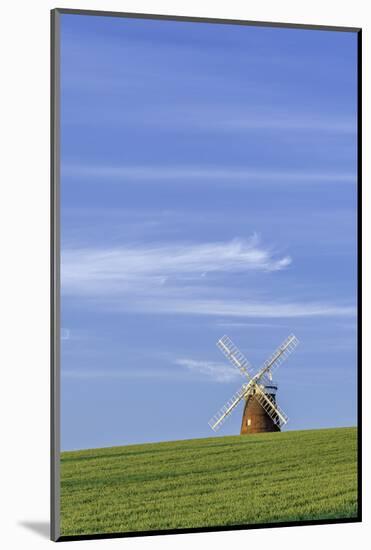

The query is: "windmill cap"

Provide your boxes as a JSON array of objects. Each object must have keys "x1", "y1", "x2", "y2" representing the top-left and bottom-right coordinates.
[{"x1": 262, "y1": 383, "x2": 278, "y2": 392}]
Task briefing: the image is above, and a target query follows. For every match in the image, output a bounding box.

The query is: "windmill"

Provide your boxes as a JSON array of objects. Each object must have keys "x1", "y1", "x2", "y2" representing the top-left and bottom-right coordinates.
[{"x1": 208, "y1": 334, "x2": 299, "y2": 434}]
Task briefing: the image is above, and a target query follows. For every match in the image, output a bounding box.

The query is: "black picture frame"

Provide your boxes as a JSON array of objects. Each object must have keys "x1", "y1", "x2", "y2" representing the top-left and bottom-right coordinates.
[{"x1": 51, "y1": 8, "x2": 362, "y2": 542}]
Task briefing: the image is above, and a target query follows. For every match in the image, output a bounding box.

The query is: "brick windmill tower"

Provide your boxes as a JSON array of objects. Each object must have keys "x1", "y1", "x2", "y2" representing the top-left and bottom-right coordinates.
[
  {"x1": 208, "y1": 334, "x2": 299, "y2": 435},
  {"x1": 240, "y1": 383, "x2": 280, "y2": 434}
]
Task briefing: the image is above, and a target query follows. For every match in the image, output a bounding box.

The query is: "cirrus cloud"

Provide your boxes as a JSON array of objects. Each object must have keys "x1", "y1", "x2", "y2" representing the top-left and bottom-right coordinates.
[{"x1": 61, "y1": 235, "x2": 291, "y2": 297}]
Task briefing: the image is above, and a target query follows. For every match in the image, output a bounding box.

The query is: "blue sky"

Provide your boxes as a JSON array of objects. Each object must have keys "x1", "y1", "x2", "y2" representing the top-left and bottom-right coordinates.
[{"x1": 60, "y1": 14, "x2": 358, "y2": 451}]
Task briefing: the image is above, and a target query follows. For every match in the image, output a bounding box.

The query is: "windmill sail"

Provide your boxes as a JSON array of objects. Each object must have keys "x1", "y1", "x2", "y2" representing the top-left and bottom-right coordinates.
[
  {"x1": 208, "y1": 383, "x2": 251, "y2": 431},
  {"x1": 217, "y1": 335, "x2": 253, "y2": 379},
  {"x1": 259, "y1": 334, "x2": 299, "y2": 386},
  {"x1": 254, "y1": 385, "x2": 288, "y2": 427}
]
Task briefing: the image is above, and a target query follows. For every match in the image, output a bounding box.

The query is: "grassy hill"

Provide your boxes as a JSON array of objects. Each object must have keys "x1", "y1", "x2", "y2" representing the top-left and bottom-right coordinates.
[{"x1": 60, "y1": 427, "x2": 358, "y2": 536}]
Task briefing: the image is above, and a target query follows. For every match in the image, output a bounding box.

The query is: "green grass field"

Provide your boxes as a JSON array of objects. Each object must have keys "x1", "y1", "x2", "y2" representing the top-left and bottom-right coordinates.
[{"x1": 60, "y1": 426, "x2": 358, "y2": 536}]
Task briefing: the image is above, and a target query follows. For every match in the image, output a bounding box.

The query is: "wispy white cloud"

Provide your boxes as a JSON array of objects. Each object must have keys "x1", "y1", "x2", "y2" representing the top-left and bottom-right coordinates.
[
  {"x1": 61, "y1": 235, "x2": 355, "y2": 319},
  {"x1": 218, "y1": 114, "x2": 356, "y2": 134},
  {"x1": 63, "y1": 163, "x2": 355, "y2": 184},
  {"x1": 143, "y1": 298, "x2": 355, "y2": 318},
  {"x1": 175, "y1": 358, "x2": 240, "y2": 383},
  {"x1": 62, "y1": 235, "x2": 291, "y2": 296},
  {"x1": 216, "y1": 321, "x2": 288, "y2": 329},
  {"x1": 63, "y1": 86, "x2": 356, "y2": 136},
  {"x1": 62, "y1": 368, "x2": 181, "y2": 380},
  {"x1": 61, "y1": 361, "x2": 239, "y2": 383}
]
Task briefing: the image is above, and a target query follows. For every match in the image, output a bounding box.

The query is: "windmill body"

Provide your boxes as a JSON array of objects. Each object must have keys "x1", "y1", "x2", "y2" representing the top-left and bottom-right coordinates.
[
  {"x1": 208, "y1": 334, "x2": 299, "y2": 435},
  {"x1": 240, "y1": 384, "x2": 279, "y2": 434}
]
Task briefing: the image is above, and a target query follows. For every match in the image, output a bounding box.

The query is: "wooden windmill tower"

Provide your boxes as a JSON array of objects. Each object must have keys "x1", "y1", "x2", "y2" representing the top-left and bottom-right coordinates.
[{"x1": 208, "y1": 334, "x2": 299, "y2": 434}]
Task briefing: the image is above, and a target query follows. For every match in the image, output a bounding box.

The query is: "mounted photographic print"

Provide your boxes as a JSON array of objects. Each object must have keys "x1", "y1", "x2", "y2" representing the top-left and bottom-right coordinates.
[{"x1": 51, "y1": 8, "x2": 361, "y2": 541}]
